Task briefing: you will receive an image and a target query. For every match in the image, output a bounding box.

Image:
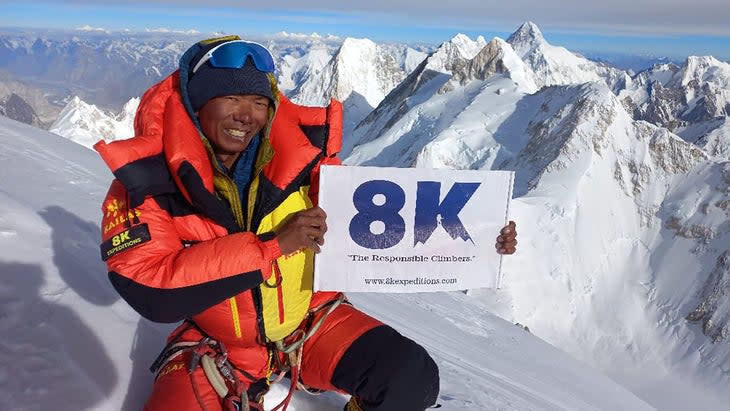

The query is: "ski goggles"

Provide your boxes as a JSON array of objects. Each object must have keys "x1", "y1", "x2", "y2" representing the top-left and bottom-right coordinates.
[{"x1": 191, "y1": 40, "x2": 276, "y2": 74}]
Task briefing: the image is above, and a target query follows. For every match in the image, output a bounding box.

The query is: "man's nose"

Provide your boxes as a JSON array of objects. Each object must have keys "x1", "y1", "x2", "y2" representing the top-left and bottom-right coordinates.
[{"x1": 232, "y1": 103, "x2": 253, "y2": 122}]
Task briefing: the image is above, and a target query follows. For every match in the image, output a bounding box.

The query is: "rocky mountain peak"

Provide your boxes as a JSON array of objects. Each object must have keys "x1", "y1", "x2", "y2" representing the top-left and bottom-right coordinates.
[
  {"x1": 449, "y1": 38, "x2": 508, "y2": 85},
  {"x1": 622, "y1": 54, "x2": 730, "y2": 143},
  {"x1": 507, "y1": 21, "x2": 545, "y2": 52},
  {"x1": 681, "y1": 55, "x2": 730, "y2": 87}
]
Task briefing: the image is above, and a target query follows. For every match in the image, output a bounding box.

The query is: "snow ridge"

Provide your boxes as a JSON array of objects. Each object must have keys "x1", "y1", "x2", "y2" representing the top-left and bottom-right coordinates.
[{"x1": 49, "y1": 96, "x2": 137, "y2": 149}]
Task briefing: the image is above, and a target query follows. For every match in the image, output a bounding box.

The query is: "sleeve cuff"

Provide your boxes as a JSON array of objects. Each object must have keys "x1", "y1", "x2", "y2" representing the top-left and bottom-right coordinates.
[{"x1": 258, "y1": 233, "x2": 282, "y2": 280}]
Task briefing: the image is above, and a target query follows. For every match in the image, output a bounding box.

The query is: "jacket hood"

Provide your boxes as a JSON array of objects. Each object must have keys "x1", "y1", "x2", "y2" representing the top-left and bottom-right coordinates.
[
  {"x1": 177, "y1": 35, "x2": 281, "y2": 135},
  {"x1": 94, "y1": 38, "x2": 342, "y2": 230}
]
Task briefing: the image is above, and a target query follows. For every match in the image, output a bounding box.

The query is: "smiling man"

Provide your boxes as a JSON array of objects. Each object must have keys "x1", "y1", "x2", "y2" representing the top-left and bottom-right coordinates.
[{"x1": 94, "y1": 35, "x2": 470, "y2": 411}]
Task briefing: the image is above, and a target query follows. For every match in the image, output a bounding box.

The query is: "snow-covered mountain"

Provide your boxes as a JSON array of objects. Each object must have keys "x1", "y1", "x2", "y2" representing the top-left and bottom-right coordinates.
[
  {"x1": 337, "y1": 22, "x2": 729, "y2": 410},
  {"x1": 506, "y1": 22, "x2": 630, "y2": 93},
  {"x1": 342, "y1": 33, "x2": 490, "y2": 159},
  {"x1": 494, "y1": 82, "x2": 729, "y2": 410},
  {"x1": 1, "y1": 29, "x2": 430, "y2": 145},
  {"x1": 0, "y1": 29, "x2": 340, "y2": 112},
  {"x1": 49, "y1": 96, "x2": 137, "y2": 149},
  {"x1": 0, "y1": 114, "x2": 656, "y2": 410},
  {"x1": 344, "y1": 52, "x2": 730, "y2": 411},
  {"x1": 290, "y1": 37, "x2": 409, "y2": 134},
  {"x1": 275, "y1": 39, "x2": 338, "y2": 97},
  {"x1": 620, "y1": 56, "x2": 730, "y2": 156},
  {"x1": 0, "y1": 30, "x2": 191, "y2": 109},
  {"x1": 0, "y1": 29, "x2": 424, "y2": 112},
  {"x1": 43, "y1": 35, "x2": 427, "y2": 148}
]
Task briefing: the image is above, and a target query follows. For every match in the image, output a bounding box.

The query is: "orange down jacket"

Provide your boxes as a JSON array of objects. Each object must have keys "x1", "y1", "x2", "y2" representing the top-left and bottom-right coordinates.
[{"x1": 95, "y1": 70, "x2": 343, "y2": 379}]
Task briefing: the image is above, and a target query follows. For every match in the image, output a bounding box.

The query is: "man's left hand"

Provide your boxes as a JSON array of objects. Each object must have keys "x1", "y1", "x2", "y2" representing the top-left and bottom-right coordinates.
[{"x1": 495, "y1": 221, "x2": 517, "y2": 255}]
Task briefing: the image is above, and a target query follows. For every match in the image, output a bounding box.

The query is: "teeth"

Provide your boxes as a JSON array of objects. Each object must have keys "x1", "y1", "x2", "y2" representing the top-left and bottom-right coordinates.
[{"x1": 226, "y1": 129, "x2": 247, "y2": 138}]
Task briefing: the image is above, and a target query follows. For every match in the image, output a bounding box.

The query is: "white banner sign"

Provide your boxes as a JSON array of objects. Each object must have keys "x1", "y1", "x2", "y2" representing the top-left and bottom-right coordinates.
[{"x1": 314, "y1": 165, "x2": 514, "y2": 293}]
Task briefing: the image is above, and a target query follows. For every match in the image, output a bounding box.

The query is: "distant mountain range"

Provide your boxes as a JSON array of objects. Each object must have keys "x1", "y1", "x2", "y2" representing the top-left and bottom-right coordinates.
[{"x1": 0, "y1": 22, "x2": 728, "y2": 410}]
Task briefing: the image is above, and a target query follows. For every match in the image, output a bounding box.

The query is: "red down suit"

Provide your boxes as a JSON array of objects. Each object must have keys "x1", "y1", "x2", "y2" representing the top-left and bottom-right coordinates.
[{"x1": 95, "y1": 70, "x2": 383, "y2": 401}]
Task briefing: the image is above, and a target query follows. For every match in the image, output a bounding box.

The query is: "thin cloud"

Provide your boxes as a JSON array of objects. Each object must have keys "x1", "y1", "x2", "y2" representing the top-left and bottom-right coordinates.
[
  {"x1": 75, "y1": 24, "x2": 110, "y2": 33},
  {"x1": 143, "y1": 27, "x2": 201, "y2": 35}
]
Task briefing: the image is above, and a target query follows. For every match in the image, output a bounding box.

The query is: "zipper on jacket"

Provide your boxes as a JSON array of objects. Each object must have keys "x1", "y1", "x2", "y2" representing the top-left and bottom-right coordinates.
[{"x1": 229, "y1": 296, "x2": 243, "y2": 339}]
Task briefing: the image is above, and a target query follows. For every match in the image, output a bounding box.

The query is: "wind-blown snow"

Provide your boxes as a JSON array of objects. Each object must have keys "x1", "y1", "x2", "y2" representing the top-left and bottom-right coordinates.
[{"x1": 0, "y1": 115, "x2": 655, "y2": 410}]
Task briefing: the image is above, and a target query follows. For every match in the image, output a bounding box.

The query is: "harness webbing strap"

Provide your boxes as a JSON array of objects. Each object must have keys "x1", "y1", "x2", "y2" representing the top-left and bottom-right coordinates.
[
  {"x1": 274, "y1": 293, "x2": 345, "y2": 354},
  {"x1": 269, "y1": 348, "x2": 302, "y2": 411},
  {"x1": 201, "y1": 354, "x2": 230, "y2": 398},
  {"x1": 149, "y1": 296, "x2": 345, "y2": 411},
  {"x1": 267, "y1": 294, "x2": 345, "y2": 411}
]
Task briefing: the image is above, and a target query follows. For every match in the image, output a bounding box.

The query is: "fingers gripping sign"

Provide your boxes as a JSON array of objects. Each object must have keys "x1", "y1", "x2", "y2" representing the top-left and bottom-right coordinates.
[
  {"x1": 275, "y1": 206, "x2": 328, "y2": 255},
  {"x1": 495, "y1": 220, "x2": 517, "y2": 255}
]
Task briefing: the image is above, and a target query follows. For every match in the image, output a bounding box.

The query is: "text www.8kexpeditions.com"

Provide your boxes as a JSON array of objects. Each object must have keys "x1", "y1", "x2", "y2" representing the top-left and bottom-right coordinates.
[{"x1": 363, "y1": 277, "x2": 457, "y2": 286}]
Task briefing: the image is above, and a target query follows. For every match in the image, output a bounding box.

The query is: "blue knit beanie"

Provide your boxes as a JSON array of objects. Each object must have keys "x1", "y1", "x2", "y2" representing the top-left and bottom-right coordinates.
[{"x1": 188, "y1": 53, "x2": 274, "y2": 112}]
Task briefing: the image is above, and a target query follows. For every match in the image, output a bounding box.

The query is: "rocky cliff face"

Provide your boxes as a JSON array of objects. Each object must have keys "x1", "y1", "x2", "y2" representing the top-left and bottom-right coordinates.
[
  {"x1": 0, "y1": 77, "x2": 62, "y2": 128},
  {"x1": 687, "y1": 250, "x2": 730, "y2": 343},
  {"x1": 0, "y1": 93, "x2": 41, "y2": 126},
  {"x1": 448, "y1": 38, "x2": 537, "y2": 93}
]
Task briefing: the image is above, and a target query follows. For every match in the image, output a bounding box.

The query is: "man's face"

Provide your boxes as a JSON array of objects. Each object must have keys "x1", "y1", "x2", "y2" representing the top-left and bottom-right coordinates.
[{"x1": 197, "y1": 94, "x2": 270, "y2": 168}]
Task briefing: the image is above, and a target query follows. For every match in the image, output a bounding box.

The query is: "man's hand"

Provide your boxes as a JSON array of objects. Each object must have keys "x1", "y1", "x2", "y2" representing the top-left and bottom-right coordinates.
[
  {"x1": 275, "y1": 206, "x2": 328, "y2": 255},
  {"x1": 495, "y1": 220, "x2": 517, "y2": 255}
]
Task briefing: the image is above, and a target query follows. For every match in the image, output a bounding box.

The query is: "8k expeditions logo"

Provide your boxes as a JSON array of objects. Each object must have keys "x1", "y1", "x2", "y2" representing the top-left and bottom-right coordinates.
[
  {"x1": 103, "y1": 198, "x2": 142, "y2": 234},
  {"x1": 100, "y1": 197, "x2": 151, "y2": 261},
  {"x1": 348, "y1": 180, "x2": 480, "y2": 249},
  {"x1": 100, "y1": 223, "x2": 152, "y2": 261}
]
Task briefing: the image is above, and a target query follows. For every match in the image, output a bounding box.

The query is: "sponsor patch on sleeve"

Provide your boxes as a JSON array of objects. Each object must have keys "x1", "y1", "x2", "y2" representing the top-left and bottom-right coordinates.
[{"x1": 100, "y1": 223, "x2": 151, "y2": 261}]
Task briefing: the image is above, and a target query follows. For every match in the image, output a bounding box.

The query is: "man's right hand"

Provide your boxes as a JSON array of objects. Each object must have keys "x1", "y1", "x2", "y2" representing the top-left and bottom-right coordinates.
[{"x1": 275, "y1": 206, "x2": 328, "y2": 255}]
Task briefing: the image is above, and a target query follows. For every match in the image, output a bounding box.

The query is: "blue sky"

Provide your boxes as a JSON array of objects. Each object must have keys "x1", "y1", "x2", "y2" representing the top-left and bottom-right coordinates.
[{"x1": 2, "y1": 0, "x2": 730, "y2": 60}]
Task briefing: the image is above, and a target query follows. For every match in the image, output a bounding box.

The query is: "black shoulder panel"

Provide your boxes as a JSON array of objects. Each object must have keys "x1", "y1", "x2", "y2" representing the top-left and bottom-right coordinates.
[
  {"x1": 153, "y1": 191, "x2": 198, "y2": 217},
  {"x1": 300, "y1": 124, "x2": 329, "y2": 151},
  {"x1": 113, "y1": 153, "x2": 176, "y2": 208}
]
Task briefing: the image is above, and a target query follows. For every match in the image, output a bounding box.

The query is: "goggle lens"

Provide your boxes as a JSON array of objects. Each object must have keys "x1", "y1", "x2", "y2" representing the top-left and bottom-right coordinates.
[{"x1": 192, "y1": 40, "x2": 275, "y2": 74}]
